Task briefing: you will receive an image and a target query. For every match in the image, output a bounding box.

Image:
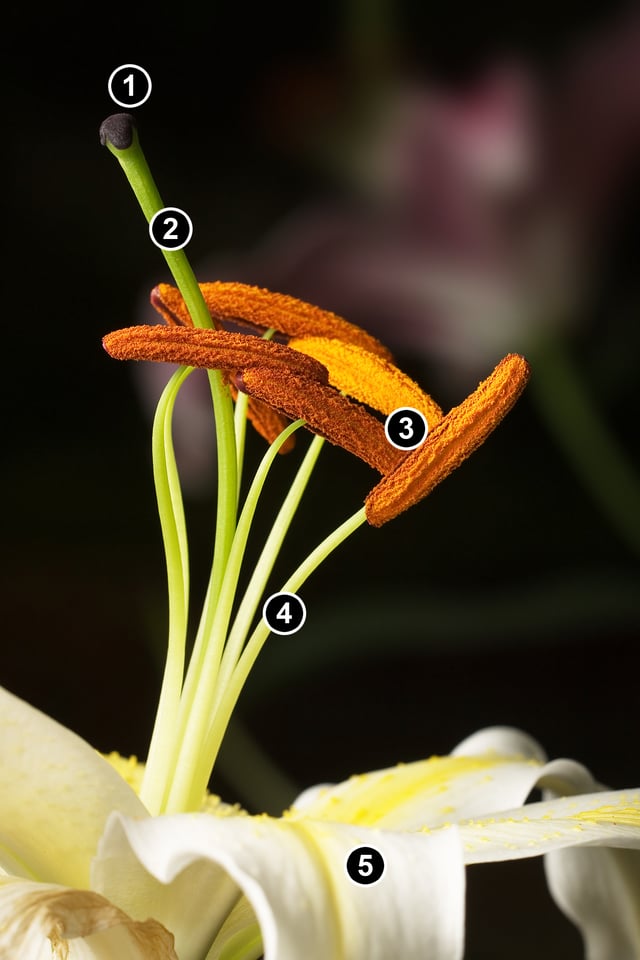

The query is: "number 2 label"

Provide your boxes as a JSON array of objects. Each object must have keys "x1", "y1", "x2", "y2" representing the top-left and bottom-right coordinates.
[
  {"x1": 149, "y1": 207, "x2": 193, "y2": 250},
  {"x1": 161, "y1": 217, "x2": 179, "y2": 240}
]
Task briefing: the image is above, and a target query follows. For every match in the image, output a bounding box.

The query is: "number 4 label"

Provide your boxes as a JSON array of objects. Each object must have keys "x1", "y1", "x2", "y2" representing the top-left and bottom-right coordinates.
[
  {"x1": 262, "y1": 592, "x2": 306, "y2": 635},
  {"x1": 276, "y1": 602, "x2": 292, "y2": 624}
]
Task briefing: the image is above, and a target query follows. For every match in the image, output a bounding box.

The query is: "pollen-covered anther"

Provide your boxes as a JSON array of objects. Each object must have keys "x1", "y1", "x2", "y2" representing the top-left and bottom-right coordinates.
[
  {"x1": 239, "y1": 366, "x2": 404, "y2": 474},
  {"x1": 102, "y1": 325, "x2": 330, "y2": 383},
  {"x1": 365, "y1": 354, "x2": 531, "y2": 526},
  {"x1": 150, "y1": 284, "x2": 200, "y2": 327},
  {"x1": 289, "y1": 335, "x2": 444, "y2": 424},
  {"x1": 151, "y1": 282, "x2": 394, "y2": 358}
]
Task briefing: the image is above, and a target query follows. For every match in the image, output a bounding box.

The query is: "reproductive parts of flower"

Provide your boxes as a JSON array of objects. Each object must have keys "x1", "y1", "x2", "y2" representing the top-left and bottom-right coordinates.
[{"x1": 100, "y1": 111, "x2": 530, "y2": 817}]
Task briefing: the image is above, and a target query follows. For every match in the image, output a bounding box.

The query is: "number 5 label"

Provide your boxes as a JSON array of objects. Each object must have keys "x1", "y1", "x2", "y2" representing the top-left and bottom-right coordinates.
[{"x1": 345, "y1": 846, "x2": 386, "y2": 885}]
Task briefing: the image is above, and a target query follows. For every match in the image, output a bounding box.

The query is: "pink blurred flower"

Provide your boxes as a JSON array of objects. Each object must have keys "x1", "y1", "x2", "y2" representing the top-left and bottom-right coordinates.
[{"x1": 205, "y1": 9, "x2": 639, "y2": 381}]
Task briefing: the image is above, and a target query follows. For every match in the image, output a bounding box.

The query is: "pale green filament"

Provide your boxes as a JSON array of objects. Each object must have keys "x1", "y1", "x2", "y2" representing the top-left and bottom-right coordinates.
[
  {"x1": 234, "y1": 388, "x2": 250, "y2": 497},
  {"x1": 215, "y1": 434, "x2": 326, "y2": 702},
  {"x1": 200, "y1": 507, "x2": 368, "y2": 801},
  {"x1": 234, "y1": 329, "x2": 276, "y2": 500},
  {"x1": 140, "y1": 366, "x2": 192, "y2": 812},
  {"x1": 165, "y1": 431, "x2": 326, "y2": 814}
]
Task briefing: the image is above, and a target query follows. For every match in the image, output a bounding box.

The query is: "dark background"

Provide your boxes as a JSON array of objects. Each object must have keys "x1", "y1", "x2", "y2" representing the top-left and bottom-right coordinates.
[{"x1": 4, "y1": 4, "x2": 639, "y2": 957}]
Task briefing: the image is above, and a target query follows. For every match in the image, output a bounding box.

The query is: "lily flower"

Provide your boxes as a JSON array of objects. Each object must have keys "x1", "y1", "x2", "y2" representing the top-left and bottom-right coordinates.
[
  {"x1": 4, "y1": 111, "x2": 635, "y2": 958},
  {"x1": 2, "y1": 687, "x2": 639, "y2": 959}
]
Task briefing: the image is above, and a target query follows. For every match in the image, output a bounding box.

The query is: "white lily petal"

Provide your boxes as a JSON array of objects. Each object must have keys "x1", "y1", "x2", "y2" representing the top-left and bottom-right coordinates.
[
  {"x1": 451, "y1": 725, "x2": 547, "y2": 760},
  {"x1": 93, "y1": 816, "x2": 242, "y2": 960},
  {"x1": 290, "y1": 727, "x2": 597, "y2": 830},
  {"x1": 545, "y1": 846, "x2": 640, "y2": 960},
  {"x1": 289, "y1": 783, "x2": 333, "y2": 812},
  {"x1": 0, "y1": 877, "x2": 176, "y2": 959},
  {"x1": 0, "y1": 688, "x2": 147, "y2": 886},
  {"x1": 96, "y1": 811, "x2": 465, "y2": 960},
  {"x1": 457, "y1": 788, "x2": 640, "y2": 863}
]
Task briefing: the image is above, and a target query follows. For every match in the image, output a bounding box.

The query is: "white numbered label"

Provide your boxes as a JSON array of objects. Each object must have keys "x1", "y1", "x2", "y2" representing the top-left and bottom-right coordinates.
[
  {"x1": 107, "y1": 64, "x2": 152, "y2": 108},
  {"x1": 149, "y1": 207, "x2": 193, "y2": 251},
  {"x1": 262, "y1": 592, "x2": 306, "y2": 635},
  {"x1": 345, "y1": 846, "x2": 386, "y2": 885},
  {"x1": 385, "y1": 407, "x2": 428, "y2": 450}
]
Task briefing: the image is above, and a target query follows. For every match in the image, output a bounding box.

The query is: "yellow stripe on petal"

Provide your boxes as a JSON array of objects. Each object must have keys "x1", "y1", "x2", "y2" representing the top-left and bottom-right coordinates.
[
  {"x1": 289, "y1": 336, "x2": 444, "y2": 425},
  {"x1": 458, "y1": 790, "x2": 640, "y2": 863},
  {"x1": 571, "y1": 802, "x2": 640, "y2": 829},
  {"x1": 287, "y1": 755, "x2": 534, "y2": 830}
]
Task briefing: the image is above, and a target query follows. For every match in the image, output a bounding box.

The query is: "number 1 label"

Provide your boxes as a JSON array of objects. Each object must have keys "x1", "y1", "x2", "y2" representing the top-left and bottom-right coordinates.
[{"x1": 107, "y1": 64, "x2": 152, "y2": 108}]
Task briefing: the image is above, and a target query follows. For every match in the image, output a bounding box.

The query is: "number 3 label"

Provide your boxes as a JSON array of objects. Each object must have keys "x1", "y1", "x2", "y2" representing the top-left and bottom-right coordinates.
[{"x1": 385, "y1": 407, "x2": 428, "y2": 450}]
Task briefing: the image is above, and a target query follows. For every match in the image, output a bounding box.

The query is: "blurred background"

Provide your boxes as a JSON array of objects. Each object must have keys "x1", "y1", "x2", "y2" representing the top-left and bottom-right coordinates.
[{"x1": 4, "y1": 3, "x2": 639, "y2": 956}]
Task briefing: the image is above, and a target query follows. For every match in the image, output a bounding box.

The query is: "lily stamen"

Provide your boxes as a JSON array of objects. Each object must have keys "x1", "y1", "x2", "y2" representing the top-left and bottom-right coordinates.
[
  {"x1": 152, "y1": 280, "x2": 394, "y2": 359},
  {"x1": 104, "y1": 302, "x2": 530, "y2": 519},
  {"x1": 366, "y1": 353, "x2": 531, "y2": 525}
]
